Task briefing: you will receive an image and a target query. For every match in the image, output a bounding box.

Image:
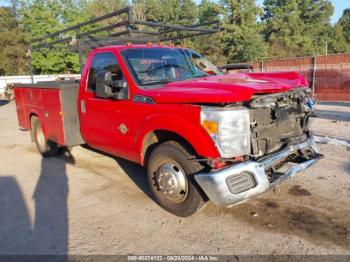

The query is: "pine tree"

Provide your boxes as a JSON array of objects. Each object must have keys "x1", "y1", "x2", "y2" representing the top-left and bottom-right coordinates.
[
  {"x1": 328, "y1": 8, "x2": 350, "y2": 54},
  {"x1": 262, "y1": 0, "x2": 334, "y2": 57},
  {"x1": 144, "y1": 0, "x2": 166, "y2": 23},
  {"x1": 0, "y1": 7, "x2": 27, "y2": 76},
  {"x1": 221, "y1": 0, "x2": 267, "y2": 63},
  {"x1": 198, "y1": 0, "x2": 222, "y2": 23},
  {"x1": 338, "y1": 8, "x2": 350, "y2": 43},
  {"x1": 193, "y1": 0, "x2": 225, "y2": 64}
]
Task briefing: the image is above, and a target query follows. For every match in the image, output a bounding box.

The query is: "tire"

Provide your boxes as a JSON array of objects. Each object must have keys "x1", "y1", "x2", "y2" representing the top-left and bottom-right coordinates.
[
  {"x1": 31, "y1": 116, "x2": 59, "y2": 157},
  {"x1": 147, "y1": 141, "x2": 207, "y2": 217}
]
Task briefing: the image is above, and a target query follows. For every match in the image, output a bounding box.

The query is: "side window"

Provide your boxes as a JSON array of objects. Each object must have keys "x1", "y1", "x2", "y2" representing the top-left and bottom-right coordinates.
[{"x1": 87, "y1": 52, "x2": 124, "y2": 91}]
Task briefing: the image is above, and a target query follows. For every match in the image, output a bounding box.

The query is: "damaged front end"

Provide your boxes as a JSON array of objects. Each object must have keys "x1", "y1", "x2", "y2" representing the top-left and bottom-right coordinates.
[
  {"x1": 195, "y1": 88, "x2": 322, "y2": 208},
  {"x1": 249, "y1": 88, "x2": 314, "y2": 157}
]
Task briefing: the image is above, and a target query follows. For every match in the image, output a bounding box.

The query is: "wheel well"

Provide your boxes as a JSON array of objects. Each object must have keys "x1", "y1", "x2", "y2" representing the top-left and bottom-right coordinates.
[
  {"x1": 30, "y1": 113, "x2": 38, "y2": 119},
  {"x1": 141, "y1": 130, "x2": 197, "y2": 167}
]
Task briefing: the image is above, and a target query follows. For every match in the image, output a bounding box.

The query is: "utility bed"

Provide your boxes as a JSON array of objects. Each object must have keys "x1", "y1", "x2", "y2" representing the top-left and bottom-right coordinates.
[{"x1": 14, "y1": 80, "x2": 84, "y2": 147}]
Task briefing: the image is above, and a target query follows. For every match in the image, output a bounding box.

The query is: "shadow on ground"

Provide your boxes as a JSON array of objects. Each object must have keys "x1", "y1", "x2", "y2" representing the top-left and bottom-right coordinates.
[
  {"x1": 115, "y1": 158, "x2": 153, "y2": 199},
  {"x1": 345, "y1": 162, "x2": 350, "y2": 174},
  {"x1": 0, "y1": 150, "x2": 74, "y2": 256},
  {"x1": 81, "y1": 145, "x2": 153, "y2": 200},
  {"x1": 0, "y1": 99, "x2": 10, "y2": 106}
]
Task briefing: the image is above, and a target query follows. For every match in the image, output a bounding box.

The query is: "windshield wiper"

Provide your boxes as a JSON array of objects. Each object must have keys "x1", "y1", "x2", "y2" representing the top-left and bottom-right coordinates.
[
  {"x1": 141, "y1": 79, "x2": 173, "y2": 86},
  {"x1": 193, "y1": 73, "x2": 207, "y2": 78}
]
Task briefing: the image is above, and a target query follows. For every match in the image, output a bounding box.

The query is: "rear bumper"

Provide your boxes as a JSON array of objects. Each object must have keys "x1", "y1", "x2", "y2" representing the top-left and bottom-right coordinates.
[{"x1": 194, "y1": 137, "x2": 320, "y2": 208}]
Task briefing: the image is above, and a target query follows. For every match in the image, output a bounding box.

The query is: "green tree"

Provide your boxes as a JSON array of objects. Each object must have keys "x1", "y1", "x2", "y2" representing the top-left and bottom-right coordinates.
[
  {"x1": 328, "y1": 8, "x2": 350, "y2": 54},
  {"x1": 221, "y1": 0, "x2": 267, "y2": 63},
  {"x1": 198, "y1": 0, "x2": 222, "y2": 23},
  {"x1": 263, "y1": 0, "x2": 306, "y2": 57},
  {"x1": 0, "y1": 7, "x2": 27, "y2": 76},
  {"x1": 262, "y1": 0, "x2": 334, "y2": 58},
  {"x1": 16, "y1": 0, "x2": 130, "y2": 74},
  {"x1": 299, "y1": 0, "x2": 334, "y2": 55},
  {"x1": 338, "y1": 8, "x2": 350, "y2": 43},
  {"x1": 141, "y1": 0, "x2": 197, "y2": 25},
  {"x1": 327, "y1": 24, "x2": 350, "y2": 54},
  {"x1": 193, "y1": 0, "x2": 225, "y2": 64},
  {"x1": 143, "y1": 0, "x2": 165, "y2": 22},
  {"x1": 19, "y1": 0, "x2": 81, "y2": 74},
  {"x1": 178, "y1": 0, "x2": 197, "y2": 25},
  {"x1": 86, "y1": 0, "x2": 128, "y2": 18}
]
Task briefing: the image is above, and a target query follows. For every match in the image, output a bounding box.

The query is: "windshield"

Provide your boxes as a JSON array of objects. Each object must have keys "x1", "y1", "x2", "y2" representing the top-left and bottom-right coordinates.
[{"x1": 121, "y1": 48, "x2": 217, "y2": 87}]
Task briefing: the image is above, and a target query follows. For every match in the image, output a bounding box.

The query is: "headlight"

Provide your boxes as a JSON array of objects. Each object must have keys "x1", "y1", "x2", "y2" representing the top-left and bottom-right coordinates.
[{"x1": 201, "y1": 107, "x2": 250, "y2": 158}]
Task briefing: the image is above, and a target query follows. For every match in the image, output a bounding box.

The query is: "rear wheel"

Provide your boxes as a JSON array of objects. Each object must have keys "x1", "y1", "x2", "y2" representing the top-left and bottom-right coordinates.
[
  {"x1": 147, "y1": 141, "x2": 207, "y2": 217},
  {"x1": 31, "y1": 116, "x2": 59, "y2": 157}
]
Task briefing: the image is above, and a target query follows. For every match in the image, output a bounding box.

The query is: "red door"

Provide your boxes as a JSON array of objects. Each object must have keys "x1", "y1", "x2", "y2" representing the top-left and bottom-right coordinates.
[{"x1": 79, "y1": 51, "x2": 136, "y2": 161}]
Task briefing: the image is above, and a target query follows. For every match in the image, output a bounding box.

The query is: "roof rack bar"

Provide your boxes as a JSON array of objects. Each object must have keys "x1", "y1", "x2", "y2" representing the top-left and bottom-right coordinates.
[
  {"x1": 32, "y1": 7, "x2": 131, "y2": 42},
  {"x1": 80, "y1": 37, "x2": 158, "y2": 49},
  {"x1": 160, "y1": 20, "x2": 220, "y2": 35},
  {"x1": 133, "y1": 19, "x2": 219, "y2": 33},
  {"x1": 130, "y1": 29, "x2": 160, "y2": 36},
  {"x1": 31, "y1": 8, "x2": 219, "y2": 50},
  {"x1": 108, "y1": 30, "x2": 131, "y2": 38},
  {"x1": 160, "y1": 31, "x2": 219, "y2": 42},
  {"x1": 29, "y1": 7, "x2": 221, "y2": 75},
  {"x1": 33, "y1": 36, "x2": 73, "y2": 50},
  {"x1": 77, "y1": 20, "x2": 130, "y2": 38}
]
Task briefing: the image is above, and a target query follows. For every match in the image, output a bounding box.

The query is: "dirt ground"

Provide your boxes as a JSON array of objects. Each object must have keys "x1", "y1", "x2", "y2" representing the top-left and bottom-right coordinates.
[{"x1": 0, "y1": 100, "x2": 349, "y2": 255}]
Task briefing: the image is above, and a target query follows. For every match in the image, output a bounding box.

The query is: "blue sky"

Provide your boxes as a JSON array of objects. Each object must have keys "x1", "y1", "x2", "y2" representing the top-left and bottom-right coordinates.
[{"x1": 0, "y1": 0, "x2": 348, "y2": 24}]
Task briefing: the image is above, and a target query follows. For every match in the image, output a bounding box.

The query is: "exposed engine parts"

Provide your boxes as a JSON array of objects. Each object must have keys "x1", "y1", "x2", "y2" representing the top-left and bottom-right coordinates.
[{"x1": 249, "y1": 88, "x2": 313, "y2": 157}]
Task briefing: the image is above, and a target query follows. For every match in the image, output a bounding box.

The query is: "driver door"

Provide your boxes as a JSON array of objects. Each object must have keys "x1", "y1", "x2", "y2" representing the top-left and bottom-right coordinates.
[{"x1": 80, "y1": 51, "x2": 131, "y2": 157}]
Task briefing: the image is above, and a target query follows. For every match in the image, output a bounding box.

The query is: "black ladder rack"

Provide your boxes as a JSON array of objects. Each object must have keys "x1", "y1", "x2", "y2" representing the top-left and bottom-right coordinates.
[{"x1": 30, "y1": 6, "x2": 221, "y2": 74}]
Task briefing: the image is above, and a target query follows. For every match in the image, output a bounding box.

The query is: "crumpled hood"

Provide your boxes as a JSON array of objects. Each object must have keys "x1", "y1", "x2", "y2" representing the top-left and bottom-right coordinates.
[{"x1": 141, "y1": 71, "x2": 309, "y2": 104}]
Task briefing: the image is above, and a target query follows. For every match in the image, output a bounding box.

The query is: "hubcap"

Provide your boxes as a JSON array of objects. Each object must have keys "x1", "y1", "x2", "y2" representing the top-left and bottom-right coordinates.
[{"x1": 156, "y1": 163, "x2": 188, "y2": 203}]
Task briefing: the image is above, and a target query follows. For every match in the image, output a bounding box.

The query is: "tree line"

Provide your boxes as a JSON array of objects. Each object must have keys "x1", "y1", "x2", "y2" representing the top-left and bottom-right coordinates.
[{"x1": 0, "y1": 0, "x2": 349, "y2": 76}]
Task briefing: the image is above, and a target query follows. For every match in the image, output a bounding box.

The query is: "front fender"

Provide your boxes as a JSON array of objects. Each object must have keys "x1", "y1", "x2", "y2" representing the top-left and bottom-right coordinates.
[{"x1": 135, "y1": 113, "x2": 220, "y2": 164}]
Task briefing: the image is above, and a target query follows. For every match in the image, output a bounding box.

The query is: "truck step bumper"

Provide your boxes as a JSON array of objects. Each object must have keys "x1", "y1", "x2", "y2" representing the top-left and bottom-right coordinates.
[{"x1": 194, "y1": 137, "x2": 321, "y2": 208}]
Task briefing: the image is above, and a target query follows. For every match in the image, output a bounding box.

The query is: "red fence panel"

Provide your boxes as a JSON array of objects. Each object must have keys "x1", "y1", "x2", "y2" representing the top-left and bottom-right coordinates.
[{"x1": 248, "y1": 53, "x2": 350, "y2": 102}]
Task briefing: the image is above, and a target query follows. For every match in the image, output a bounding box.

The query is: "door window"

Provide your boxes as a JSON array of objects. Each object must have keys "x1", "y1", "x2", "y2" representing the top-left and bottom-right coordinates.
[{"x1": 87, "y1": 52, "x2": 123, "y2": 91}]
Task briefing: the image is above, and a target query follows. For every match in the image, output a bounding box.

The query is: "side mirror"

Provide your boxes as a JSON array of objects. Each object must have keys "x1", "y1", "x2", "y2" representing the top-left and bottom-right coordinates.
[{"x1": 95, "y1": 70, "x2": 128, "y2": 99}]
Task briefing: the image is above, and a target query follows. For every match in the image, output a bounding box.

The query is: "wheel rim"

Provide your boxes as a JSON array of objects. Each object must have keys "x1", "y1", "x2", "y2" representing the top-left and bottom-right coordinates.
[
  {"x1": 156, "y1": 163, "x2": 188, "y2": 203},
  {"x1": 35, "y1": 122, "x2": 46, "y2": 152}
]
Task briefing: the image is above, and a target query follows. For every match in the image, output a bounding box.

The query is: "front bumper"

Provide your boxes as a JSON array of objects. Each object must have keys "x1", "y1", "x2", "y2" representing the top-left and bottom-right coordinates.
[{"x1": 194, "y1": 137, "x2": 321, "y2": 208}]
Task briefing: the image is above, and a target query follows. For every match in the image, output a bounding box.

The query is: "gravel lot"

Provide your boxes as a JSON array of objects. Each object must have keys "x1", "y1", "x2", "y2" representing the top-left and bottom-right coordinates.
[{"x1": 0, "y1": 100, "x2": 349, "y2": 255}]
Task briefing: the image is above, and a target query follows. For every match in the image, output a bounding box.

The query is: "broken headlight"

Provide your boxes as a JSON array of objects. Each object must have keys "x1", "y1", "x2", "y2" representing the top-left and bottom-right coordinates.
[{"x1": 201, "y1": 107, "x2": 251, "y2": 158}]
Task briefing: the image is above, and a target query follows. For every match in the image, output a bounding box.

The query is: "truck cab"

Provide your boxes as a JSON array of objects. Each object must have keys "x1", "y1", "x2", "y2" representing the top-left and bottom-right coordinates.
[
  {"x1": 78, "y1": 45, "x2": 223, "y2": 163},
  {"x1": 14, "y1": 44, "x2": 320, "y2": 217}
]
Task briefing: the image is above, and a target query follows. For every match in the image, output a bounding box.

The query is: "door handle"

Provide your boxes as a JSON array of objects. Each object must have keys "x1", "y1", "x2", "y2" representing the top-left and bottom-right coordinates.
[{"x1": 80, "y1": 100, "x2": 86, "y2": 113}]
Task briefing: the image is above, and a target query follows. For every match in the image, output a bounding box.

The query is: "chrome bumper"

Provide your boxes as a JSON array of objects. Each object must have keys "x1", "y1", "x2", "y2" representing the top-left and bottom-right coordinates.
[{"x1": 195, "y1": 137, "x2": 320, "y2": 208}]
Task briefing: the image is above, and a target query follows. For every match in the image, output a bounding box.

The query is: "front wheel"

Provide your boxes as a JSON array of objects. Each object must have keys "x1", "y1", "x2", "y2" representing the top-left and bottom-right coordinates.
[
  {"x1": 31, "y1": 116, "x2": 59, "y2": 157},
  {"x1": 147, "y1": 141, "x2": 207, "y2": 217}
]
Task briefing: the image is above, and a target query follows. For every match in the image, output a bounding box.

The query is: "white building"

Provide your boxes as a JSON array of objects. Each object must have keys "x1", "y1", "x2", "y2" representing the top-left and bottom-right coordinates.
[{"x1": 0, "y1": 74, "x2": 80, "y2": 97}]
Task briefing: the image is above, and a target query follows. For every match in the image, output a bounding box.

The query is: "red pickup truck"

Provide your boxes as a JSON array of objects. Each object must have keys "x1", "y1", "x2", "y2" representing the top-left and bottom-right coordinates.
[{"x1": 14, "y1": 44, "x2": 320, "y2": 216}]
